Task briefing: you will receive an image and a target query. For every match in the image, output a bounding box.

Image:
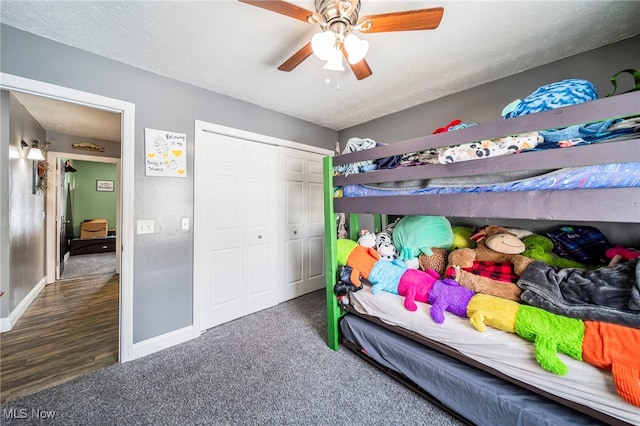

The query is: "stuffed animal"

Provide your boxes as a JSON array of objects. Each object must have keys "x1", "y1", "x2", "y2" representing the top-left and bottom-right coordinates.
[
  {"x1": 376, "y1": 242, "x2": 397, "y2": 261},
  {"x1": 357, "y1": 230, "x2": 376, "y2": 248},
  {"x1": 375, "y1": 224, "x2": 400, "y2": 261},
  {"x1": 522, "y1": 235, "x2": 588, "y2": 269},
  {"x1": 447, "y1": 225, "x2": 536, "y2": 302},
  {"x1": 606, "y1": 245, "x2": 640, "y2": 266},
  {"x1": 515, "y1": 305, "x2": 585, "y2": 375},
  {"x1": 397, "y1": 268, "x2": 440, "y2": 311},
  {"x1": 418, "y1": 247, "x2": 448, "y2": 277},
  {"x1": 336, "y1": 239, "x2": 380, "y2": 287},
  {"x1": 392, "y1": 215, "x2": 454, "y2": 260},
  {"x1": 334, "y1": 265, "x2": 361, "y2": 296},
  {"x1": 466, "y1": 293, "x2": 520, "y2": 333},
  {"x1": 582, "y1": 321, "x2": 640, "y2": 407},
  {"x1": 449, "y1": 226, "x2": 474, "y2": 250},
  {"x1": 369, "y1": 259, "x2": 407, "y2": 294},
  {"x1": 427, "y1": 278, "x2": 475, "y2": 324}
]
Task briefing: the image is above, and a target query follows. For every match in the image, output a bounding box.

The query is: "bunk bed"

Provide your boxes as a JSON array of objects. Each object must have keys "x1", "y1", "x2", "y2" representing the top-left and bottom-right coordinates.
[{"x1": 322, "y1": 91, "x2": 640, "y2": 425}]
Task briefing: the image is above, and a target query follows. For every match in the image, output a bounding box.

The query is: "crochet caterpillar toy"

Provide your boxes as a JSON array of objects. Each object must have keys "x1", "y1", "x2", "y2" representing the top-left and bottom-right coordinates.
[
  {"x1": 466, "y1": 293, "x2": 640, "y2": 408},
  {"x1": 338, "y1": 239, "x2": 465, "y2": 320}
]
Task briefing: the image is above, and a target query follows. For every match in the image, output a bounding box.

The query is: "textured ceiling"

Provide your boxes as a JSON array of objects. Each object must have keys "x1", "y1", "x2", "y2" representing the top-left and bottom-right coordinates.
[
  {"x1": 11, "y1": 92, "x2": 122, "y2": 142},
  {"x1": 2, "y1": 1, "x2": 639, "y2": 133}
]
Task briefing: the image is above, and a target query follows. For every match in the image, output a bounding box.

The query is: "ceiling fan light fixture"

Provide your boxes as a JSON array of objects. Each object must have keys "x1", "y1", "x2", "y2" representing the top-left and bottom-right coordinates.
[
  {"x1": 344, "y1": 33, "x2": 369, "y2": 64},
  {"x1": 311, "y1": 31, "x2": 336, "y2": 61},
  {"x1": 323, "y1": 48, "x2": 345, "y2": 71}
]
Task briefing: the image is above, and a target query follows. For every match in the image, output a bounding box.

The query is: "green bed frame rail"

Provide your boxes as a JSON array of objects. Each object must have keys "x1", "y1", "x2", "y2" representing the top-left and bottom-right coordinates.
[
  {"x1": 324, "y1": 155, "x2": 385, "y2": 351},
  {"x1": 323, "y1": 156, "x2": 342, "y2": 351}
]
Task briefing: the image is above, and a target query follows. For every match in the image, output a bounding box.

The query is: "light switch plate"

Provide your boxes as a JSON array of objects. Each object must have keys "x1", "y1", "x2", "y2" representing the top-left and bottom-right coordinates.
[
  {"x1": 137, "y1": 219, "x2": 155, "y2": 234},
  {"x1": 181, "y1": 217, "x2": 190, "y2": 230}
]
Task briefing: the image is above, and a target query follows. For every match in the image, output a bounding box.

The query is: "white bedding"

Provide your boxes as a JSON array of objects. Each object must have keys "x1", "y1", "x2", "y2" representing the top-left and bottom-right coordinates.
[{"x1": 349, "y1": 284, "x2": 640, "y2": 425}]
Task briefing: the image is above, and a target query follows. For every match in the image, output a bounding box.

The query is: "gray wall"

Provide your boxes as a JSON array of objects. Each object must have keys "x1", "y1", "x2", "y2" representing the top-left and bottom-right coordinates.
[
  {"x1": 1, "y1": 24, "x2": 337, "y2": 343},
  {"x1": 2, "y1": 92, "x2": 47, "y2": 317},
  {"x1": 339, "y1": 35, "x2": 640, "y2": 144}
]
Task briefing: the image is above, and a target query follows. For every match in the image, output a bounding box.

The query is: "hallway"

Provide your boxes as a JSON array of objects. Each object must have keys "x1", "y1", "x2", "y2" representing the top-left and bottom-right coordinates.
[{"x1": 0, "y1": 273, "x2": 119, "y2": 402}]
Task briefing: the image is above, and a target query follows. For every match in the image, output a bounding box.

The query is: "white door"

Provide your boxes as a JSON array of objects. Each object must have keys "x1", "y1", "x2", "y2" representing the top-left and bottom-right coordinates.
[
  {"x1": 195, "y1": 132, "x2": 279, "y2": 330},
  {"x1": 279, "y1": 147, "x2": 325, "y2": 301}
]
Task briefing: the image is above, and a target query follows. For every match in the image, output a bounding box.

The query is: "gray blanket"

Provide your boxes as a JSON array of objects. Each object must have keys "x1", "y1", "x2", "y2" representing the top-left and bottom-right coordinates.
[{"x1": 517, "y1": 259, "x2": 640, "y2": 328}]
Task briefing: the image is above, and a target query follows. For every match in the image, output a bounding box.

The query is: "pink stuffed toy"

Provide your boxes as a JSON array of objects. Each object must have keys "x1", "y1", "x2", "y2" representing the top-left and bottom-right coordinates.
[
  {"x1": 606, "y1": 245, "x2": 640, "y2": 266},
  {"x1": 397, "y1": 268, "x2": 440, "y2": 311}
]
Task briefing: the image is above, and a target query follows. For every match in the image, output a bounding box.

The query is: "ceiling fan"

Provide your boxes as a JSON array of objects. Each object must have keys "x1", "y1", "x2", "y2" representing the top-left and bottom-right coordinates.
[{"x1": 239, "y1": 0, "x2": 444, "y2": 80}]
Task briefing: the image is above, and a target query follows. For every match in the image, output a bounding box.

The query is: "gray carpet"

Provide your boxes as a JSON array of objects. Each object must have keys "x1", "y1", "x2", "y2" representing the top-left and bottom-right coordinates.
[
  {"x1": 0, "y1": 290, "x2": 465, "y2": 426},
  {"x1": 60, "y1": 252, "x2": 116, "y2": 280}
]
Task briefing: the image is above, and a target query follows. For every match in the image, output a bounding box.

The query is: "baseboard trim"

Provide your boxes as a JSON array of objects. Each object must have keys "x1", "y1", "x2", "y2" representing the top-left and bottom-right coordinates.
[
  {"x1": 0, "y1": 276, "x2": 47, "y2": 333},
  {"x1": 130, "y1": 325, "x2": 200, "y2": 361}
]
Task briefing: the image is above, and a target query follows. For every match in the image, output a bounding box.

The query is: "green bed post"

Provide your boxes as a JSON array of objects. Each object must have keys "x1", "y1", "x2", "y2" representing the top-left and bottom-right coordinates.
[
  {"x1": 349, "y1": 213, "x2": 360, "y2": 241},
  {"x1": 323, "y1": 156, "x2": 341, "y2": 351},
  {"x1": 373, "y1": 214, "x2": 383, "y2": 234}
]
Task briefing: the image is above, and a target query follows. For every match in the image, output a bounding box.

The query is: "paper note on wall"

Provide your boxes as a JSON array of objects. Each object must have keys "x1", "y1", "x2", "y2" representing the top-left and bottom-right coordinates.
[{"x1": 144, "y1": 128, "x2": 187, "y2": 177}]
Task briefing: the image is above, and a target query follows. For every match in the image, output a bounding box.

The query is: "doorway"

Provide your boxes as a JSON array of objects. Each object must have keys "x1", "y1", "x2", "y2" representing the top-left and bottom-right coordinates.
[
  {"x1": 0, "y1": 72, "x2": 135, "y2": 361},
  {"x1": 46, "y1": 153, "x2": 121, "y2": 281}
]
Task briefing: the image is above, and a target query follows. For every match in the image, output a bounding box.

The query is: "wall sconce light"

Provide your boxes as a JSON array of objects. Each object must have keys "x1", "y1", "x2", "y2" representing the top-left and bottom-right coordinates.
[
  {"x1": 21, "y1": 140, "x2": 29, "y2": 150},
  {"x1": 26, "y1": 140, "x2": 45, "y2": 161}
]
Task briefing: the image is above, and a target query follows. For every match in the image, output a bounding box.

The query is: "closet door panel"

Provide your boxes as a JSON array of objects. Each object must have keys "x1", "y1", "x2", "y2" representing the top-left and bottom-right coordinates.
[
  {"x1": 304, "y1": 164, "x2": 326, "y2": 293},
  {"x1": 279, "y1": 147, "x2": 326, "y2": 300},
  {"x1": 197, "y1": 133, "x2": 246, "y2": 330},
  {"x1": 244, "y1": 142, "x2": 279, "y2": 313}
]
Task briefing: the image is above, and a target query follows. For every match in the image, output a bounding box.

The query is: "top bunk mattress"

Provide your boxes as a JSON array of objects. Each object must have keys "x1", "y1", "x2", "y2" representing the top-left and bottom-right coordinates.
[
  {"x1": 347, "y1": 284, "x2": 640, "y2": 425},
  {"x1": 341, "y1": 161, "x2": 640, "y2": 197}
]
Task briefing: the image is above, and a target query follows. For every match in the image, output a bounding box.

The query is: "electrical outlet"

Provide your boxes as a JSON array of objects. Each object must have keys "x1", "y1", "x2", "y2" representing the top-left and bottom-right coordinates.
[
  {"x1": 181, "y1": 217, "x2": 190, "y2": 230},
  {"x1": 137, "y1": 219, "x2": 155, "y2": 234}
]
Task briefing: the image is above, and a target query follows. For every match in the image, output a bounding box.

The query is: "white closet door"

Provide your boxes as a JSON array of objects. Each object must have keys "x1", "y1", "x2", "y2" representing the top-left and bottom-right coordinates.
[
  {"x1": 279, "y1": 147, "x2": 325, "y2": 301},
  {"x1": 195, "y1": 132, "x2": 278, "y2": 330}
]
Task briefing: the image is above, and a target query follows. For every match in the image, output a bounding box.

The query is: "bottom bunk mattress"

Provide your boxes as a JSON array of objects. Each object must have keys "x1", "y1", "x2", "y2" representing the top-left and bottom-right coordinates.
[
  {"x1": 341, "y1": 314, "x2": 605, "y2": 425},
  {"x1": 340, "y1": 161, "x2": 640, "y2": 197},
  {"x1": 345, "y1": 284, "x2": 640, "y2": 425}
]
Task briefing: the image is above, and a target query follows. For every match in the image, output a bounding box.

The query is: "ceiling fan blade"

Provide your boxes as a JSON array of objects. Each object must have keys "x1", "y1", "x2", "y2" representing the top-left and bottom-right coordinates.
[
  {"x1": 278, "y1": 42, "x2": 314, "y2": 72},
  {"x1": 358, "y1": 7, "x2": 444, "y2": 33},
  {"x1": 238, "y1": 0, "x2": 315, "y2": 23},
  {"x1": 340, "y1": 46, "x2": 372, "y2": 80}
]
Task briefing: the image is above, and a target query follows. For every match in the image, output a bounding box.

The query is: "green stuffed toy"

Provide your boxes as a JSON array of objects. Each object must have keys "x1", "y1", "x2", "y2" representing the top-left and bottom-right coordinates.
[
  {"x1": 514, "y1": 305, "x2": 584, "y2": 375},
  {"x1": 522, "y1": 235, "x2": 587, "y2": 269},
  {"x1": 392, "y1": 215, "x2": 453, "y2": 260},
  {"x1": 449, "y1": 225, "x2": 474, "y2": 250}
]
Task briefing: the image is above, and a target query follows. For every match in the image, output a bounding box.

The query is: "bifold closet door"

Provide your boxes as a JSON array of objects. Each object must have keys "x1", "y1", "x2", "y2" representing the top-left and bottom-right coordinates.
[
  {"x1": 195, "y1": 132, "x2": 279, "y2": 330},
  {"x1": 279, "y1": 146, "x2": 325, "y2": 301}
]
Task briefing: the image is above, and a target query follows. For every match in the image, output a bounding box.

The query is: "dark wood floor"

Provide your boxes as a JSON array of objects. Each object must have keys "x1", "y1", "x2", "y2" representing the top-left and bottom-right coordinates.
[{"x1": 0, "y1": 273, "x2": 119, "y2": 402}]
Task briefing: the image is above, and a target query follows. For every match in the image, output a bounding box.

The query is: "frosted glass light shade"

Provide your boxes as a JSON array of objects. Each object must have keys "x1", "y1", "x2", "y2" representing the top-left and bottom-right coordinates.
[
  {"x1": 311, "y1": 31, "x2": 336, "y2": 61},
  {"x1": 323, "y1": 48, "x2": 344, "y2": 71},
  {"x1": 27, "y1": 147, "x2": 45, "y2": 161},
  {"x1": 344, "y1": 34, "x2": 369, "y2": 64}
]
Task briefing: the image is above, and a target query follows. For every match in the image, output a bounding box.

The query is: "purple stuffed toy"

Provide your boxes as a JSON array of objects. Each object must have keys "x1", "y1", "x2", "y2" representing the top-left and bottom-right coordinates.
[{"x1": 427, "y1": 278, "x2": 476, "y2": 324}]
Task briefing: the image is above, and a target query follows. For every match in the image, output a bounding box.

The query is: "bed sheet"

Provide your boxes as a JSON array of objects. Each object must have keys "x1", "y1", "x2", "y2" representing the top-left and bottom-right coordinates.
[
  {"x1": 348, "y1": 284, "x2": 640, "y2": 425},
  {"x1": 341, "y1": 162, "x2": 640, "y2": 198}
]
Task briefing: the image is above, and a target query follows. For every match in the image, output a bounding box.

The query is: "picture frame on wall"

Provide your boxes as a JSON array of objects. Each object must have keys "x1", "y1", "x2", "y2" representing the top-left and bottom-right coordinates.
[{"x1": 96, "y1": 179, "x2": 114, "y2": 192}]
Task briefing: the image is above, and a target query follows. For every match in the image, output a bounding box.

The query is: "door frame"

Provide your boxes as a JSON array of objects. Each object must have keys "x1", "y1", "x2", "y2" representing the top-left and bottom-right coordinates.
[
  {"x1": 46, "y1": 152, "x2": 121, "y2": 280},
  {"x1": 193, "y1": 119, "x2": 332, "y2": 333},
  {"x1": 1, "y1": 72, "x2": 136, "y2": 362}
]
